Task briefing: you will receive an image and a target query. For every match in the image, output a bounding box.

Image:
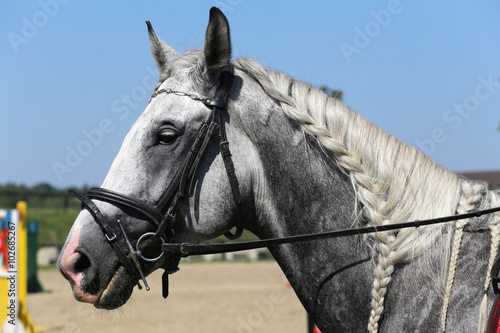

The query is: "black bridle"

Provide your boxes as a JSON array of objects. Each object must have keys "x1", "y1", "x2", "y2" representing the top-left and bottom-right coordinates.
[
  {"x1": 69, "y1": 62, "x2": 500, "y2": 298},
  {"x1": 69, "y1": 64, "x2": 243, "y2": 295}
]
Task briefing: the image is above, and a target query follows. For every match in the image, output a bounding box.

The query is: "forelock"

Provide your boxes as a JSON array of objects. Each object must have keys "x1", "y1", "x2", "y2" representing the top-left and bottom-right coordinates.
[{"x1": 153, "y1": 50, "x2": 202, "y2": 92}]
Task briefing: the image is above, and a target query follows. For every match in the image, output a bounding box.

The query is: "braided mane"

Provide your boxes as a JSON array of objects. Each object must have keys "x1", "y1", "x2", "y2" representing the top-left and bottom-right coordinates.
[
  {"x1": 233, "y1": 57, "x2": 462, "y2": 253},
  {"x1": 232, "y1": 57, "x2": 500, "y2": 332}
]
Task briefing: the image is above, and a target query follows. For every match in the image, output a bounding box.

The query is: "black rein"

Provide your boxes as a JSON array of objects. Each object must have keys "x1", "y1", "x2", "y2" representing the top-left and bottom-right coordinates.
[{"x1": 163, "y1": 206, "x2": 500, "y2": 256}]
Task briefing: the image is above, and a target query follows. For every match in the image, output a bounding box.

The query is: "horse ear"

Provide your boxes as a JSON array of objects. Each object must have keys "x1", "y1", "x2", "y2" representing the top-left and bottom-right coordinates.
[
  {"x1": 202, "y1": 7, "x2": 232, "y2": 80},
  {"x1": 146, "y1": 21, "x2": 180, "y2": 75}
]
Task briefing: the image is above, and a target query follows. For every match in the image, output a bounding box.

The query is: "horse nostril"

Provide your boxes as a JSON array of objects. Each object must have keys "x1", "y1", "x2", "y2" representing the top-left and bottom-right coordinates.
[
  {"x1": 61, "y1": 249, "x2": 95, "y2": 284},
  {"x1": 73, "y1": 251, "x2": 91, "y2": 273}
]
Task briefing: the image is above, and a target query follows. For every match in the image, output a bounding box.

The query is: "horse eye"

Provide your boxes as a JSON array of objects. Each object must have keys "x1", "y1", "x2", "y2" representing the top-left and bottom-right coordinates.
[{"x1": 157, "y1": 127, "x2": 179, "y2": 145}]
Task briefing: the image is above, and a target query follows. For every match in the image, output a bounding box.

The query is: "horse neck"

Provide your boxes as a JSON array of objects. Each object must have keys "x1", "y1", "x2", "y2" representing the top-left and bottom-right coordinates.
[
  {"x1": 249, "y1": 123, "x2": 358, "y2": 239},
  {"x1": 235, "y1": 92, "x2": 375, "y2": 328}
]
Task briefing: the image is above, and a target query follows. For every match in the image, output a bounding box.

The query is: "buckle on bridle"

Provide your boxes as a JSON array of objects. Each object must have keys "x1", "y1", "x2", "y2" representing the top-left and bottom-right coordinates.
[
  {"x1": 167, "y1": 207, "x2": 177, "y2": 219},
  {"x1": 219, "y1": 141, "x2": 230, "y2": 156},
  {"x1": 105, "y1": 232, "x2": 117, "y2": 242}
]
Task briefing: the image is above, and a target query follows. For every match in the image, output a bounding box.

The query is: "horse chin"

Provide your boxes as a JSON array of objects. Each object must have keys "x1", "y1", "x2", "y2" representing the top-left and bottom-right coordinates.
[{"x1": 94, "y1": 266, "x2": 136, "y2": 310}]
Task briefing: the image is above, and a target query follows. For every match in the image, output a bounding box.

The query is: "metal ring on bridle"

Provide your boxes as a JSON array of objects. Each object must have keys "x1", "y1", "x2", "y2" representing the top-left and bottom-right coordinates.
[{"x1": 136, "y1": 232, "x2": 166, "y2": 262}]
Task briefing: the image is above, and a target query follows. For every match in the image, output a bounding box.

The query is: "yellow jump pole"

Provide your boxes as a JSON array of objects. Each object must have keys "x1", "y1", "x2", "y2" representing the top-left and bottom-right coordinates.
[
  {"x1": 0, "y1": 202, "x2": 40, "y2": 332},
  {"x1": 17, "y1": 201, "x2": 39, "y2": 333},
  {"x1": 0, "y1": 208, "x2": 11, "y2": 327},
  {"x1": 0, "y1": 204, "x2": 23, "y2": 332}
]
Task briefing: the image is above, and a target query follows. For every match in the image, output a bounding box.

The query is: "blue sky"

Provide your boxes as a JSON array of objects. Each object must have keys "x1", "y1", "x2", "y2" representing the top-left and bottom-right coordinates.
[{"x1": 1, "y1": 1, "x2": 499, "y2": 188}]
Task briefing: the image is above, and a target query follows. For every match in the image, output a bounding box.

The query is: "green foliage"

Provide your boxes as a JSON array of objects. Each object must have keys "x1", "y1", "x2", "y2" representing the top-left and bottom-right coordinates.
[
  {"x1": 27, "y1": 208, "x2": 80, "y2": 246},
  {"x1": 0, "y1": 183, "x2": 92, "y2": 209},
  {"x1": 0, "y1": 183, "x2": 93, "y2": 245}
]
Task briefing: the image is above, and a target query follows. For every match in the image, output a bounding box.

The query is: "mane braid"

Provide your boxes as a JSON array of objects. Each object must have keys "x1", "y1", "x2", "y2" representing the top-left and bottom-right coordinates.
[
  {"x1": 233, "y1": 56, "x2": 462, "y2": 254},
  {"x1": 232, "y1": 57, "x2": 467, "y2": 332}
]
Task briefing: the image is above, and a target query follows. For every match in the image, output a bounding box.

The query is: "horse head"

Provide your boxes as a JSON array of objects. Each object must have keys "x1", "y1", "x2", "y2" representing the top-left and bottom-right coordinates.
[{"x1": 58, "y1": 7, "x2": 257, "y2": 309}]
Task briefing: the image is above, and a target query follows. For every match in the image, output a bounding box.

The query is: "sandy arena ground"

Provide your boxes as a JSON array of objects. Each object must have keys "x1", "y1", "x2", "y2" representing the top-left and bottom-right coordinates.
[{"x1": 28, "y1": 261, "x2": 308, "y2": 333}]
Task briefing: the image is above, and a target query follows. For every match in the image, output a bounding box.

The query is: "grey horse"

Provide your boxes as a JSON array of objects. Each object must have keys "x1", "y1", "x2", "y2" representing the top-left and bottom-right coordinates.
[{"x1": 58, "y1": 7, "x2": 500, "y2": 332}]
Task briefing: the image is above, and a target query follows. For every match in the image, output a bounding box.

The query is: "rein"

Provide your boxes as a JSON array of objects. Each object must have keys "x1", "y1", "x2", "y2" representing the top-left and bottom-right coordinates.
[{"x1": 165, "y1": 206, "x2": 500, "y2": 255}]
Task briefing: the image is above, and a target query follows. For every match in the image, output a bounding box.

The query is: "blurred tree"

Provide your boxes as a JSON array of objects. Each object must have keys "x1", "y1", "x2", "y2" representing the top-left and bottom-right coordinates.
[
  {"x1": 32, "y1": 182, "x2": 55, "y2": 192},
  {"x1": 319, "y1": 85, "x2": 343, "y2": 101}
]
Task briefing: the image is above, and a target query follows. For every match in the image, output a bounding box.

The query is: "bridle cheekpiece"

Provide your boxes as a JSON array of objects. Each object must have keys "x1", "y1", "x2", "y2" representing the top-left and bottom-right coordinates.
[{"x1": 69, "y1": 63, "x2": 243, "y2": 297}]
